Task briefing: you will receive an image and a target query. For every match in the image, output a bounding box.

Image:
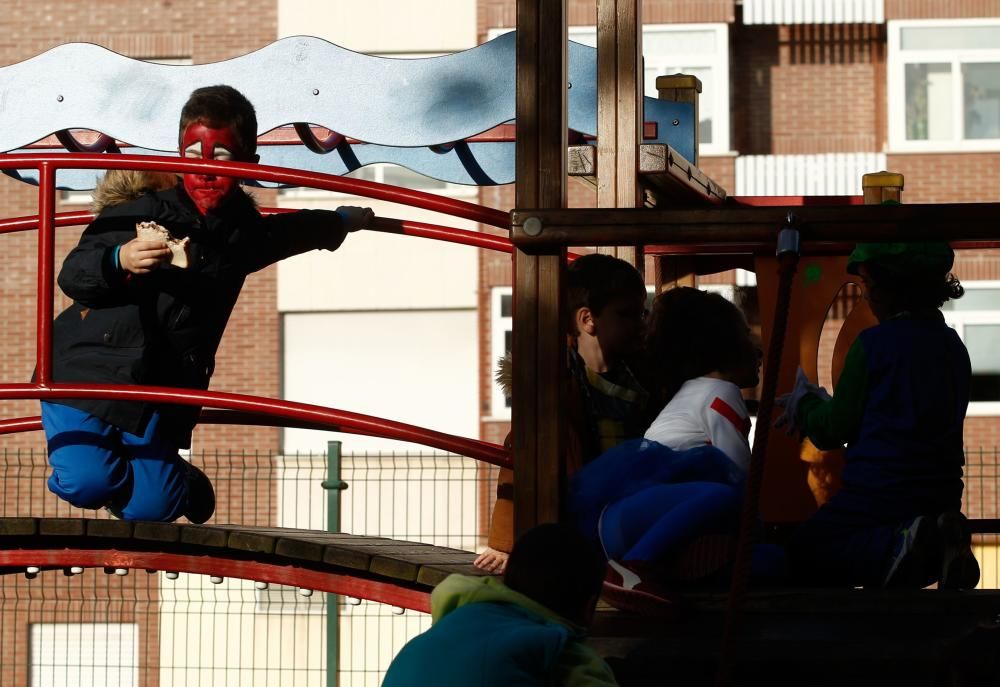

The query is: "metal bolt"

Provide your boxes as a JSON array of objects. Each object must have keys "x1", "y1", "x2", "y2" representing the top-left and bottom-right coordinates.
[
  {"x1": 567, "y1": 82, "x2": 572, "y2": 89},
  {"x1": 672, "y1": 119, "x2": 680, "y2": 126},
  {"x1": 523, "y1": 217, "x2": 543, "y2": 237},
  {"x1": 56, "y1": 95, "x2": 64, "y2": 102},
  {"x1": 312, "y1": 88, "x2": 320, "y2": 95}
]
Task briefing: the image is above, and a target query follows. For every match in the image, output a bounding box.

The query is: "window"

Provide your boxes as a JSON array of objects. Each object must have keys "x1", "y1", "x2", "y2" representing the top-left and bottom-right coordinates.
[
  {"x1": 569, "y1": 24, "x2": 730, "y2": 155},
  {"x1": 31, "y1": 623, "x2": 138, "y2": 687},
  {"x1": 490, "y1": 287, "x2": 513, "y2": 419},
  {"x1": 889, "y1": 19, "x2": 1000, "y2": 152},
  {"x1": 942, "y1": 281, "x2": 1000, "y2": 415}
]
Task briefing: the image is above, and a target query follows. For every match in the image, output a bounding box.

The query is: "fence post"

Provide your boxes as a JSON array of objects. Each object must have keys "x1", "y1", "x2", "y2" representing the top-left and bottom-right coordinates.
[{"x1": 323, "y1": 440, "x2": 346, "y2": 687}]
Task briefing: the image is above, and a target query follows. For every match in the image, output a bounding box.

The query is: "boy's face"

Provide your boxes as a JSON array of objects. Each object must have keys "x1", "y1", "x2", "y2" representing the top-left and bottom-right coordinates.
[
  {"x1": 857, "y1": 264, "x2": 889, "y2": 322},
  {"x1": 729, "y1": 324, "x2": 763, "y2": 389},
  {"x1": 180, "y1": 122, "x2": 252, "y2": 214},
  {"x1": 592, "y1": 293, "x2": 647, "y2": 360}
]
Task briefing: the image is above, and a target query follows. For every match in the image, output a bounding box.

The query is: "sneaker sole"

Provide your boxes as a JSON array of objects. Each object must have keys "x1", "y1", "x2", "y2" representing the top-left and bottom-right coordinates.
[
  {"x1": 938, "y1": 512, "x2": 980, "y2": 591},
  {"x1": 883, "y1": 515, "x2": 939, "y2": 589},
  {"x1": 600, "y1": 581, "x2": 676, "y2": 618}
]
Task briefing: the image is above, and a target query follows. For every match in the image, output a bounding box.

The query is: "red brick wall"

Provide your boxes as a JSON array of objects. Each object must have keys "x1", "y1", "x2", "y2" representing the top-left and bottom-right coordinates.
[
  {"x1": 732, "y1": 22, "x2": 885, "y2": 155},
  {"x1": 478, "y1": 0, "x2": 735, "y2": 41},
  {"x1": 886, "y1": 0, "x2": 1000, "y2": 18}
]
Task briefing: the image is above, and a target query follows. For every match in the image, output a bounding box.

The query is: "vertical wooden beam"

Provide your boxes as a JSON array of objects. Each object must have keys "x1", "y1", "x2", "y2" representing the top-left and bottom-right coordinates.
[
  {"x1": 513, "y1": 0, "x2": 568, "y2": 537},
  {"x1": 596, "y1": 0, "x2": 643, "y2": 271}
]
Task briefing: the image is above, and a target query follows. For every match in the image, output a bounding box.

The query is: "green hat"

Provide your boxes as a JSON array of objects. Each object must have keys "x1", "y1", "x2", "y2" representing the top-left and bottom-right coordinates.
[{"x1": 846, "y1": 242, "x2": 954, "y2": 276}]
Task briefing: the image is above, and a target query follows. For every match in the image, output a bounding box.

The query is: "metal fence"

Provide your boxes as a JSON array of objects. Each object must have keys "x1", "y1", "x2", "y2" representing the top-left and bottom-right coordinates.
[
  {"x1": 0, "y1": 446, "x2": 497, "y2": 687},
  {"x1": 0, "y1": 445, "x2": 997, "y2": 686}
]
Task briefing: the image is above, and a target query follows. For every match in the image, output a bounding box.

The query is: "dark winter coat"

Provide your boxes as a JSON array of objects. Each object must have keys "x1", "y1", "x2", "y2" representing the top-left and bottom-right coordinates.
[{"x1": 49, "y1": 178, "x2": 348, "y2": 448}]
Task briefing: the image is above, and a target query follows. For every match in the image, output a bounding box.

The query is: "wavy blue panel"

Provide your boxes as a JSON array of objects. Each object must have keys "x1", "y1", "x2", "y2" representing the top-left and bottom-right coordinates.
[
  {"x1": 0, "y1": 33, "x2": 695, "y2": 186},
  {"x1": 3, "y1": 140, "x2": 518, "y2": 189}
]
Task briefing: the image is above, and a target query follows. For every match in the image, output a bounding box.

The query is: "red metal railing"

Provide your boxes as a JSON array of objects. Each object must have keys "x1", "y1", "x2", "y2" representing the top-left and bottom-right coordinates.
[
  {"x1": 0, "y1": 152, "x2": 510, "y2": 467},
  {"x1": 0, "y1": 210, "x2": 515, "y2": 253}
]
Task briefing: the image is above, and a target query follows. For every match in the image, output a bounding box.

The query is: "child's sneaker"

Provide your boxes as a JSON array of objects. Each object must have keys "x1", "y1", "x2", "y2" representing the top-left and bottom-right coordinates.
[
  {"x1": 883, "y1": 515, "x2": 940, "y2": 588},
  {"x1": 601, "y1": 559, "x2": 676, "y2": 617},
  {"x1": 937, "y1": 511, "x2": 980, "y2": 591},
  {"x1": 182, "y1": 461, "x2": 215, "y2": 524}
]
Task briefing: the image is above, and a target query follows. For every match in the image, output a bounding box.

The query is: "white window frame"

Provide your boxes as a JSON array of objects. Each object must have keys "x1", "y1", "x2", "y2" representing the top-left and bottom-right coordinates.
[
  {"x1": 488, "y1": 24, "x2": 731, "y2": 157},
  {"x1": 942, "y1": 280, "x2": 1000, "y2": 416},
  {"x1": 489, "y1": 286, "x2": 513, "y2": 420},
  {"x1": 888, "y1": 18, "x2": 1000, "y2": 153},
  {"x1": 568, "y1": 23, "x2": 731, "y2": 156}
]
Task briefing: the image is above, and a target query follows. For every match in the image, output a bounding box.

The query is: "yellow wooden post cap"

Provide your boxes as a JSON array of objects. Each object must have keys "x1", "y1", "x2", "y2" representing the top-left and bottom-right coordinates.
[
  {"x1": 655, "y1": 74, "x2": 702, "y2": 92},
  {"x1": 862, "y1": 171, "x2": 904, "y2": 189}
]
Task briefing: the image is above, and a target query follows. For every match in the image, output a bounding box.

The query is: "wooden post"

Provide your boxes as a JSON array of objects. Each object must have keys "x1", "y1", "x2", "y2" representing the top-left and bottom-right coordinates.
[
  {"x1": 595, "y1": 0, "x2": 643, "y2": 272},
  {"x1": 653, "y1": 75, "x2": 702, "y2": 292},
  {"x1": 513, "y1": 0, "x2": 568, "y2": 537},
  {"x1": 656, "y1": 75, "x2": 702, "y2": 165}
]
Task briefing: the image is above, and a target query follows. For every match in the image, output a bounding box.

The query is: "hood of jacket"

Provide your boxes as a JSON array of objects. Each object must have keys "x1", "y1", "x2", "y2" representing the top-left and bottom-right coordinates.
[
  {"x1": 430, "y1": 573, "x2": 586, "y2": 636},
  {"x1": 92, "y1": 169, "x2": 257, "y2": 213}
]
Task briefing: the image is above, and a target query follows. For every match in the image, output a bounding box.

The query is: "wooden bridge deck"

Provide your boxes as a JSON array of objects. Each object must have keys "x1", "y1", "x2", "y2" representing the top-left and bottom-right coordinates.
[{"x1": 0, "y1": 517, "x2": 491, "y2": 611}]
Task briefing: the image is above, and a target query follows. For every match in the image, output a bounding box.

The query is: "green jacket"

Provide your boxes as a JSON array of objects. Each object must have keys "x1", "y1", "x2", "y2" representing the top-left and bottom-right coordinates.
[{"x1": 382, "y1": 574, "x2": 618, "y2": 686}]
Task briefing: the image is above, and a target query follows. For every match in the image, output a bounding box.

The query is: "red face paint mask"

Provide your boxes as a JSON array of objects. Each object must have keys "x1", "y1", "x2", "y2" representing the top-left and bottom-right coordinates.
[{"x1": 181, "y1": 123, "x2": 243, "y2": 215}]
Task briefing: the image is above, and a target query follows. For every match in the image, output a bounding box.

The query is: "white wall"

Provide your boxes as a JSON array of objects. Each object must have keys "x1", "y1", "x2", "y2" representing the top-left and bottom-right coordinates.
[
  {"x1": 282, "y1": 309, "x2": 478, "y2": 454},
  {"x1": 277, "y1": 200, "x2": 478, "y2": 312},
  {"x1": 278, "y1": 0, "x2": 476, "y2": 53}
]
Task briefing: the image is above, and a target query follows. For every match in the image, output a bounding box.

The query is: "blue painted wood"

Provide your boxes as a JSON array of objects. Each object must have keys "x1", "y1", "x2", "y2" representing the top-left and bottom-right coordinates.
[{"x1": 0, "y1": 33, "x2": 695, "y2": 187}]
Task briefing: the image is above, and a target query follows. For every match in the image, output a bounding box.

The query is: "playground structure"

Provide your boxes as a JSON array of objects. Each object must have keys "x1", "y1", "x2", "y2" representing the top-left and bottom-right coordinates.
[{"x1": 1, "y1": 3, "x2": 1000, "y2": 685}]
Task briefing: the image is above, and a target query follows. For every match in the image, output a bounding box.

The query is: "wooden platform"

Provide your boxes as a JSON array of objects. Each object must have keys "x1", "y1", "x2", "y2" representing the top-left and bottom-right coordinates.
[
  {"x1": 590, "y1": 587, "x2": 1000, "y2": 686},
  {"x1": 0, "y1": 517, "x2": 491, "y2": 610},
  {"x1": 568, "y1": 142, "x2": 727, "y2": 207}
]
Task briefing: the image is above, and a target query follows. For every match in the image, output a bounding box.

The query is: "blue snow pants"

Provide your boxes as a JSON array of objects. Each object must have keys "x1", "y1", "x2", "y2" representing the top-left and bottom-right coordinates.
[{"x1": 41, "y1": 402, "x2": 188, "y2": 522}]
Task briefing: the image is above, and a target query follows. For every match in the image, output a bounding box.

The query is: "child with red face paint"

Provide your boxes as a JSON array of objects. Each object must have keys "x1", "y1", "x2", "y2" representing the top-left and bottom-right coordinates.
[{"x1": 40, "y1": 85, "x2": 373, "y2": 523}]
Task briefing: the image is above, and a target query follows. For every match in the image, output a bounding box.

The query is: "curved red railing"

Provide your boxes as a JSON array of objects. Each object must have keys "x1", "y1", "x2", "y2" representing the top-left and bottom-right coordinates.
[
  {"x1": 0, "y1": 383, "x2": 509, "y2": 468},
  {"x1": 0, "y1": 152, "x2": 511, "y2": 468},
  {"x1": 0, "y1": 209, "x2": 515, "y2": 253},
  {"x1": 0, "y1": 549, "x2": 432, "y2": 613},
  {"x1": 0, "y1": 154, "x2": 510, "y2": 227}
]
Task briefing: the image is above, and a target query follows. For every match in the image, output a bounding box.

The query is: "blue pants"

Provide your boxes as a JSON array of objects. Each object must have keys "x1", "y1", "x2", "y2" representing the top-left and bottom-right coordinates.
[
  {"x1": 599, "y1": 481, "x2": 740, "y2": 561},
  {"x1": 41, "y1": 402, "x2": 188, "y2": 522}
]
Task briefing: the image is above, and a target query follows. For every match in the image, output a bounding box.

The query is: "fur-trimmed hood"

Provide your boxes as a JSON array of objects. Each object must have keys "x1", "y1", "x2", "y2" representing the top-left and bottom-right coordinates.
[
  {"x1": 91, "y1": 169, "x2": 257, "y2": 213},
  {"x1": 91, "y1": 169, "x2": 180, "y2": 213}
]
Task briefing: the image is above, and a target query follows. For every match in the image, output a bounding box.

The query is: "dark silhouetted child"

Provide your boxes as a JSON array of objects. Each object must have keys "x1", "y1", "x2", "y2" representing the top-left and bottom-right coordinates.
[
  {"x1": 383, "y1": 523, "x2": 618, "y2": 687},
  {"x1": 778, "y1": 241, "x2": 979, "y2": 589}
]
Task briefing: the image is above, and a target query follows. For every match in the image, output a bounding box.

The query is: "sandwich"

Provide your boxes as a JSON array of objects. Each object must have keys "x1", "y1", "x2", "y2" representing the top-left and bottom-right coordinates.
[{"x1": 136, "y1": 221, "x2": 190, "y2": 268}]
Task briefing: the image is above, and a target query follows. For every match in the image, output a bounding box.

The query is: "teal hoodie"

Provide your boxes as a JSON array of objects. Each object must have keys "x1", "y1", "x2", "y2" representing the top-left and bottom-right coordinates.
[{"x1": 382, "y1": 574, "x2": 618, "y2": 686}]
